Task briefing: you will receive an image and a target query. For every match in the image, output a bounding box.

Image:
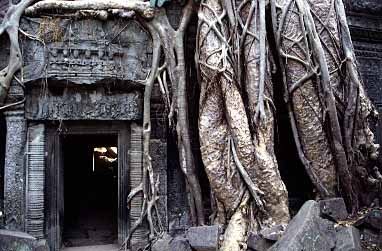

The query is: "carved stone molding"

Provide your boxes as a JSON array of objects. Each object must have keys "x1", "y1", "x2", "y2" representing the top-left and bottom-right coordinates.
[
  {"x1": 353, "y1": 41, "x2": 382, "y2": 105},
  {"x1": 3, "y1": 109, "x2": 27, "y2": 231},
  {"x1": 129, "y1": 123, "x2": 147, "y2": 250},
  {"x1": 25, "y1": 123, "x2": 45, "y2": 239},
  {"x1": 26, "y1": 86, "x2": 143, "y2": 121},
  {"x1": 346, "y1": 0, "x2": 382, "y2": 15},
  {"x1": 348, "y1": 15, "x2": 382, "y2": 43},
  {"x1": 17, "y1": 17, "x2": 152, "y2": 85}
]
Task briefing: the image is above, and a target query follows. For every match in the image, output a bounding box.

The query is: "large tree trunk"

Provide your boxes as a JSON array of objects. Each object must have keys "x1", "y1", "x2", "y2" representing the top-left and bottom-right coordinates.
[
  {"x1": 1, "y1": 0, "x2": 380, "y2": 249},
  {"x1": 240, "y1": 0, "x2": 289, "y2": 227},
  {"x1": 274, "y1": 0, "x2": 338, "y2": 197},
  {"x1": 272, "y1": 0, "x2": 381, "y2": 212},
  {"x1": 197, "y1": 0, "x2": 290, "y2": 249}
]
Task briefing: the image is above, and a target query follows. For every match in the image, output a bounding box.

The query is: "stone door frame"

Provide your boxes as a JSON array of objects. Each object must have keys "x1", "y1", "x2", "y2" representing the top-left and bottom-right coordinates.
[{"x1": 45, "y1": 121, "x2": 130, "y2": 251}]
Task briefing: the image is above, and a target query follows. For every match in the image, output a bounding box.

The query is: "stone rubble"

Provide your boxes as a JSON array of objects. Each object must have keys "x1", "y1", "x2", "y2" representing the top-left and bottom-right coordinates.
[
  {"x1": 3, "y1": 198, "x2": 381, "y2": 251},
  {"x1": 319, "y1": 197, "x2": 349, "y2": 221},
  {"x1": 152, "y1": 198, "x2": 382, "y2": 251},
  {"x1": 186, "y1": 225, "x2": 221, "y2": 251}
]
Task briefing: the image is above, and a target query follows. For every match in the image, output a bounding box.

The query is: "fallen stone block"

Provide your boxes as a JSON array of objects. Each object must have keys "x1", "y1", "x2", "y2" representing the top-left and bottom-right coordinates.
[
  {"x1": 247, "y1": 232, "x2": 274, "y2": 251},
  {"x1": 0, "y1": 229, "x2": 36, "y2": 251},
  {"x1": 171, "y1": 236, "x2": 192, "y2": 251},
  {"x1": 34, "y1": 239, "x2": 50, "y2": 251},
  {"x1": 269, "y1": 200, "x2": 336, "y2": 251},
  {"x1": 334, "y1": 226, "x2": 361, "y2": 251},
  {"x1": 319, "y1": 198, "x2": 348, "y2": 222},
  {"x1": 186, "y1": 225, "x2": 220, "y2": 251}
]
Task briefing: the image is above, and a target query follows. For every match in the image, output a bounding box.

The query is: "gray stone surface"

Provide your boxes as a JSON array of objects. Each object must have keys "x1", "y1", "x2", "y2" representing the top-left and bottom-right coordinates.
[
  {"x1": 186, "y1": 225, "x2": 220, "y2": 251},
  {"x1": 269, "y1": 200, "x2": 336, "y2": 251},
  {"x1": 348, "y1": 0, "x2": 382, "y2": 15},
  {"x1": 247, "y1": 232, "x2": 274, "y2": 251},
  {"x1": 34, "y1": 240, "x2": 50, "y2": 251},
  {"x1": 16, "y1": 18, "x2": 152, "y2": 84},
  {"x1": 26, "y1": 86, "x2": 143, "y2": 121},
  {"x1": 150, "y1": 139, "x2": 168, "y2": 229},
  {"x1": 151, "y1": 233, "x2": 172, "y2": 251},
  {"x1": 259, "y1": 225, "x2": 285, "y2": 241},
  {"x1": 25, "y1": 124, "x2": 45, "y2": 239},
  {"x1": 0, "y1": 229, "x2": 36, "y2": 251},
  {"x1": 319, "y1": 198, "x2": 348, "y2": 222},
  {"x1": 334, "y1": 226, "x2": 361, "y2": 251},
  {"x1": 4, "y1": 109, "x2": 27, "y2": 231},
  {"x1": 61, "y1": 244, "x2": 118, "y2": 251},
  {"x1": 170, "y1": 237, "x2": 192, "y2": 251}
]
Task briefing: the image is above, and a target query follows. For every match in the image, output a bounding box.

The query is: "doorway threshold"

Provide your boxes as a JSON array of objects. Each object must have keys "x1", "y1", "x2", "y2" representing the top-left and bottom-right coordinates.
[{"x1": 61, "y1": 244, "x2": 120, "y2": 251}]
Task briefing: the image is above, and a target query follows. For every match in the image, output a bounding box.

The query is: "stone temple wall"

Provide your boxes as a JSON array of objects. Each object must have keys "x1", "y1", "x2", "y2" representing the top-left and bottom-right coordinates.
[
  {"x1": 346, "y1": 0, "x2": 382, "y2": 148},
  {"x1": 0, "y1": 0, "x2": 381, "y2": 250}
]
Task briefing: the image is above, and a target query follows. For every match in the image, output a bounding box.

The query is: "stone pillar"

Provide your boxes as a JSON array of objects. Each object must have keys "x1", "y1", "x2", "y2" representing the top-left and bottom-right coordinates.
[
  {"x1": 4, "y1": 109, "x2": 27, "y2": 231},
  {"x1": 25, "y1": 123, "x2": 45, "y2": 239},
  {"x1": 129, "y1": 123, "x2": 147, "y2": 250}
]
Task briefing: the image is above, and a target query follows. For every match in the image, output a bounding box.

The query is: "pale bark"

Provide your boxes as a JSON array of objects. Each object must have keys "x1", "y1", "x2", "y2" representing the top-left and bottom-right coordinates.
[
  {"x1": 0, "y1": 0, "x2": 36, "y2": 105},
  {"x1": 146, "y1": 1, "x2": 206, "y2": 225},
  {"x1": 272, "y1": 0, "x2": 381, "y2": 212},
  {"x1": 240, "y1": 0, "x2": 290, "y2": 227},
  {"x1": 0, "y1": 0, "x2": 381, "y2": 249},
  {"x1": 197, "y1": 0, "x2": 290, "y2": 249},
  {"x1": 273, "y1": 0, "x2": 338, "y2": 197},
  {"x1": 24, "y1": 0, "x2": 154, "y2": 18}
]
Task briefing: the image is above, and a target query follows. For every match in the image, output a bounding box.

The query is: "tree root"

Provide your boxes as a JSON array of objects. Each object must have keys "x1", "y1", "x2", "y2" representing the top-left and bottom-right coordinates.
[
  {"x1": 272, "y1": 0, "x2": 381, "y2": 212},
  {"x1": 230, "y1": 137, "x2": 265, "y2": 213},
  {"x1": 0, "y1": 0, "x2": 36, "y2": 104},
  {"x1": 146, "y1": 0, "x2": 205, "y2": 226},
  {"x1": 1, "y1": 0, "x2": 380, "y2": 249},
  {"x1": 24, "y1": 0, "x2": 154, "y2": 19}
]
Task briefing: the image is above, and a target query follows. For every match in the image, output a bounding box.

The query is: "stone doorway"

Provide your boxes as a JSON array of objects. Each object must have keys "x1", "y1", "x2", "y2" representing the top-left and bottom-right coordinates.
[
  {"x1": 45, "y1": 122, "x2": 130, "y2": 251},
  {"x1": 62, "y1": 134, "x2": 118, "y2": 248}
]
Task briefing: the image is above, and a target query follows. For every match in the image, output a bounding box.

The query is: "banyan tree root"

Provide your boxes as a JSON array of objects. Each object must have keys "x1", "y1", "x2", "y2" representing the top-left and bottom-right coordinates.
[
  {"x1": 24, "y1": 0, "x2": 155, "y2": 18},
  {"x1": 272, "y1": 0, "x2": 339, "y2": 198},
  {"x1": 122, "y1": 25, "x2": 162, "y2": 249},
  {"x1": 123, "y1": 0, "x2": 206, "y2": 246},
  {"x1": 145, "y1": 0, "x2": 205, "y2": 226},
  {"x1": 272, "y1": 0, "x2": 381, "y2": 212},
  {"x1": 1, "y1": 1, "x2": 381, "y2": 250},
  {"x1": 197, "y1": 0, "x2": 252, "y2": 244},
  {"x1": 238, "y1": 0, "x2": 290, "y2": 227},
  {"x1": 197, "y1": 0, "x2": 289, "y2": 249},
  {"x1": 0, "y1": 0, "x2": 36, "y2": 104}
]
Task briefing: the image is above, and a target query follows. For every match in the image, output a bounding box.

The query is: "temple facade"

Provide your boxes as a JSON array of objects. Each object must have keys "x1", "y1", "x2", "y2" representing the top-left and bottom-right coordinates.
[{"x1": 0, "y1": 1, "x2": 381, "y2": 250}]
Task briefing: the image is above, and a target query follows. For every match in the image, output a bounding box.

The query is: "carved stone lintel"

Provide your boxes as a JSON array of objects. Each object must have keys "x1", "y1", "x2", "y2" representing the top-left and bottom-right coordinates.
[
  {"x1": 26, "y1": 86, "x2": 143, "y2": 121},
  {"x1": 16, "y1": 17, "x2": 152, "y2": 85},
  {"x1": 353, "y1": 41, "x2": 382, "y2": 105},
  {"x1": 4, "y1": 109, "x2": 27, "y2": 231}
]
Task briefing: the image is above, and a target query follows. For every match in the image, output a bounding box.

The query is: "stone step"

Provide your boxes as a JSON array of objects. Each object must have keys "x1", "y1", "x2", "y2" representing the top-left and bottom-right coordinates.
[{"x1": 61, "y1": 244, "x2": 120, "y2": 251}]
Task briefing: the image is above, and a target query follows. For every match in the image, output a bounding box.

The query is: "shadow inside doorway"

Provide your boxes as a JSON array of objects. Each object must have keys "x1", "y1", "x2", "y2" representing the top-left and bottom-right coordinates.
[{"x1": 62, "y1": 134, "x2": 118, "y2": 247}]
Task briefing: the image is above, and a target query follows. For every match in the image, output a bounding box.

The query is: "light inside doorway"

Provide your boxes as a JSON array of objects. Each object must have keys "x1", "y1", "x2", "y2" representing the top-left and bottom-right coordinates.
[
  {"x1": 93, "y1": 147, "x2": 118, "y2": 173},
  {"x1": 63, "y1": 134, "x2": 118, "y2": 248}
]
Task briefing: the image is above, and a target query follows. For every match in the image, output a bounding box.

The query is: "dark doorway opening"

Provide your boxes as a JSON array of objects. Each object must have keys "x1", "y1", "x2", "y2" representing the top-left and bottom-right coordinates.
[{"x1": 62, "y1": 134, "x2": 118, "y2": 247}]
